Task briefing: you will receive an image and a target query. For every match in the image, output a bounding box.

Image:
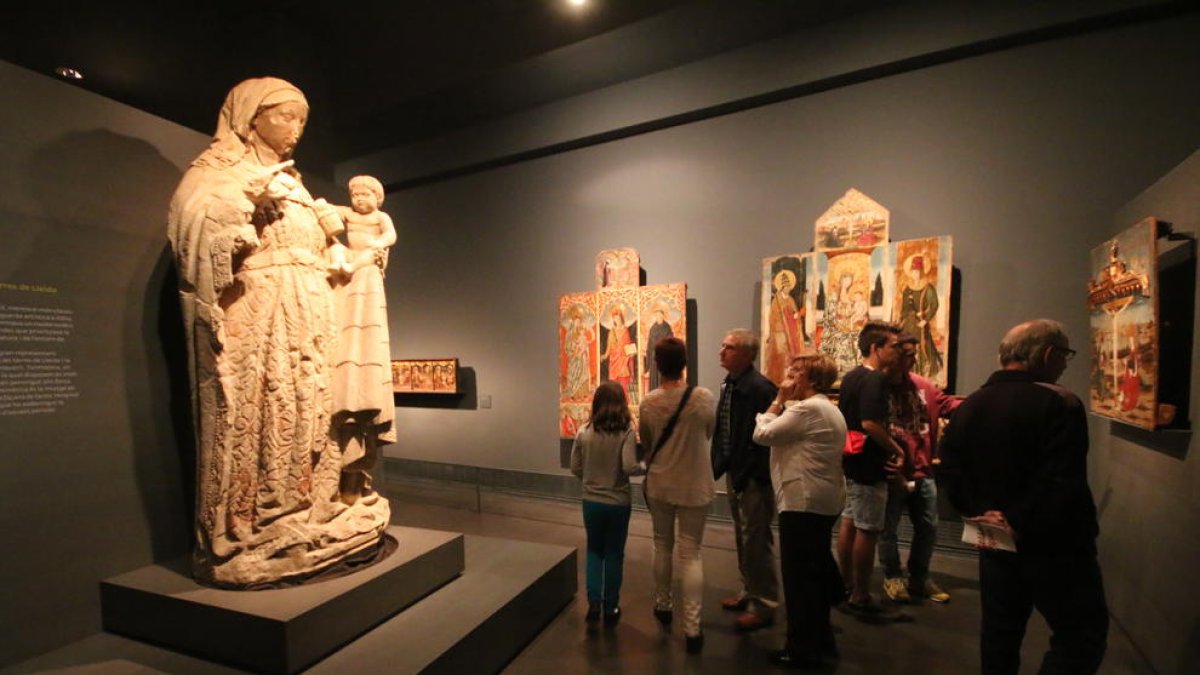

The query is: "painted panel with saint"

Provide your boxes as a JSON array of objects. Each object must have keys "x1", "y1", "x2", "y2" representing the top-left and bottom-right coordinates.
[
  {"x1": 760, "y1": 255, "x2": 812, "y2": 384},
  {"x1": 639, "y1": 283, "x2": 686, "y2": 398}
]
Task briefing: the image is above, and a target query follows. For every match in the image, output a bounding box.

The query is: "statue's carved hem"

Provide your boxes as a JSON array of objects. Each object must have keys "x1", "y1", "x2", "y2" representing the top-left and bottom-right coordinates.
[{"x1": 196, "y1": 531, "x2": 398, "y2": 591}]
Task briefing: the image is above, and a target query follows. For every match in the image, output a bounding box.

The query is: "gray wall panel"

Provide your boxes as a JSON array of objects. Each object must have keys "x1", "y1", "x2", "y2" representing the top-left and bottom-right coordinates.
[{"x1": 0, "y1": 61, "x2": 208, "y2": 664}]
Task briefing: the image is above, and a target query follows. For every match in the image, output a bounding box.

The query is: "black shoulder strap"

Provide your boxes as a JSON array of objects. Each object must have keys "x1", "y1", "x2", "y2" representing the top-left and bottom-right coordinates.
[{"x1": 645, "y1": 385, "x2": 695, "y2": 468}]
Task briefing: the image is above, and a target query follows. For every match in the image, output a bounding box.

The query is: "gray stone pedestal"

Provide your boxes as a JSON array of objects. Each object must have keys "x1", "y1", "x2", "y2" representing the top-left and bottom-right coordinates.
[{"x1": 100, "y1": 527, "x2": 463, "y2": 674}]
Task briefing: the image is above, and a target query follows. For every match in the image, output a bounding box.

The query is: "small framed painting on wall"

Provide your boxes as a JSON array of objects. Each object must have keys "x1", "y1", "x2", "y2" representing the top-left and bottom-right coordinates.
[{"x1": 392, "y1": 358, "x2": 459, "y2": 394}]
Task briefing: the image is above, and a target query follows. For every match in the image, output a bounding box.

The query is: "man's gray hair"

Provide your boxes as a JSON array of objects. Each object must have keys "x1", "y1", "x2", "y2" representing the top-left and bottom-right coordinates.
[
  {"x1": 998, "y1": 319, "x2": 1068, "y2": 366},
  {"x1": 726, "y1": 328, "x2": 760, "y2": 359}
]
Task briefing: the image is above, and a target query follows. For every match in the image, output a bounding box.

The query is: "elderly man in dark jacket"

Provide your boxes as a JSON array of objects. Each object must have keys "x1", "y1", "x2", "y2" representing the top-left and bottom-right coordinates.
[
  {"x1": 711, "y1": 328, "x2": 779, "y2": 631},
  {"x1": 939, "y1": 319, "x2": 1107, "y2": 675}
]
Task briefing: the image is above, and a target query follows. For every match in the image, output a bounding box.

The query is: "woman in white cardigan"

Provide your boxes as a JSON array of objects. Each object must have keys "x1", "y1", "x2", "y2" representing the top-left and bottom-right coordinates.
[{"x1": 752, "y1": 352, "x2": 847, "y2": 668}]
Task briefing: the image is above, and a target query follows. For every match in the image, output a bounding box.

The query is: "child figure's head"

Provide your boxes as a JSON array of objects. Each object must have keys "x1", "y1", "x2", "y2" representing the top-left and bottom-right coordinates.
[{"x1": 348, "y1": 175, "x2": 385, "y2": 214}]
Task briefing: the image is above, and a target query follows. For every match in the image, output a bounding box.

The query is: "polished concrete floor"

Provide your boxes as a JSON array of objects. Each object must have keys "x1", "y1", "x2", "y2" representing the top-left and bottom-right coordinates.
[
  {"x1": 387, "y1": 482, "x2": 1153, "y2": 675},
  {"x1": 2, "y1": 483, "x2": 1153, "y2": 674}
]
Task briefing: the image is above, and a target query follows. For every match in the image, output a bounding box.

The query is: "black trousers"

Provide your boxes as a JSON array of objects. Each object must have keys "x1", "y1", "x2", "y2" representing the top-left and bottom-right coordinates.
[
  {"x1": 979, "y1": 549, "x2": 1108, "y2": 675},
  {"x1": 778, "y1": 511, "x2": 842, "y2": 654}
]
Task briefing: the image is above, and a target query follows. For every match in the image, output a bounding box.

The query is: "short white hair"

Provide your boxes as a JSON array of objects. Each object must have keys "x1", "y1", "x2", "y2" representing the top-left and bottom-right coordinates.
[
  {"x1": 725, "y1": 328, "x2": 760, "y2": 359},
  {"x1": 999, "y1": 319, "x2": 1067, "y2": 366}
]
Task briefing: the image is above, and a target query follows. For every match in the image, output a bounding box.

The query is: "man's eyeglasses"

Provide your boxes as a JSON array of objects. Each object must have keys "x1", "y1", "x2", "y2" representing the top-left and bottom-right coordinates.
[{"x1": 1054, "y1": 345, "x2": 1077, "y2": 362}]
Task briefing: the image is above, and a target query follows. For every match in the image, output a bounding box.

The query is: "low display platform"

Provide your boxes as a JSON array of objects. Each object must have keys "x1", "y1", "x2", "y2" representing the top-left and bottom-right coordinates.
[
  {"x1": 15, "y1": 532, "x2": 576, "y2": 675},
  {"x1": 100, "y1": 527, "x2": 464, "y2": 674},
  {"x1": 310, "y1": 533, "x2": 576, "y2": 674}
]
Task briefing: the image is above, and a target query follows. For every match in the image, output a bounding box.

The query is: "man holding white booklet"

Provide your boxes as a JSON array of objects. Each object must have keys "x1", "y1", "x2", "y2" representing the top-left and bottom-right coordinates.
[{"x1": 939, "y1": 319, "x2": 1108, "y2": 675}]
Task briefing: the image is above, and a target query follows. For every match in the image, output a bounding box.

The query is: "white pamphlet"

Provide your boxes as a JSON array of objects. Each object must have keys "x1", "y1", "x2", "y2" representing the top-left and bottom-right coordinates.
[{"x1": 961, "y1": 520, "x2": 1017, "y2": 552}]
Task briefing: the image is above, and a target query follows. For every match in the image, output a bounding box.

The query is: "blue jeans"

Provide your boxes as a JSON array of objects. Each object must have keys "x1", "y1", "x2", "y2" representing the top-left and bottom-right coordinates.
[
  {"x1": 878, "y1": 477, "x2": 938, "y2": 584},
  {"x1": 582, "y1": 500, "x2": 632, "y2": 608}
]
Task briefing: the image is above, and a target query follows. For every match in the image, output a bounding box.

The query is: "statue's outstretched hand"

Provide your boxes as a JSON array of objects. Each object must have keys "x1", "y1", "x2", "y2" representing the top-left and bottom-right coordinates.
[{"x1": 243, "y1": 160, "x2": 296, "y2": 202}]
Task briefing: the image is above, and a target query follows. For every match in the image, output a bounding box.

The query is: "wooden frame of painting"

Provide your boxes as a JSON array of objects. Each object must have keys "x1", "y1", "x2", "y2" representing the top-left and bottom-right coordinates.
[
  {"x1": 1087, "y1": 218, "x2": 1159, "y2": 429},
  {"x1": 392, "y1": 358, "x2": 459, "y2": 394}
]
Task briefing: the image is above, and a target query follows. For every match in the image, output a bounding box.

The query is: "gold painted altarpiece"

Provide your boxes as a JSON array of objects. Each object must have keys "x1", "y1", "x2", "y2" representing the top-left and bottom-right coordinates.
[
  {"x1": 761, "y1": 189, "x2": 953, "y2": 388},
  {"x1": 559, "y1": 249, "x2": 686, "y2": 438}
]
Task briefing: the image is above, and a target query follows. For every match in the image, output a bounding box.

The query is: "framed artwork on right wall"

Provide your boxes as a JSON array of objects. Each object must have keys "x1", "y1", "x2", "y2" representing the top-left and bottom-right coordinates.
[{"x1": 1086, "y1": 218, "x2": 1159, "y2": 429}]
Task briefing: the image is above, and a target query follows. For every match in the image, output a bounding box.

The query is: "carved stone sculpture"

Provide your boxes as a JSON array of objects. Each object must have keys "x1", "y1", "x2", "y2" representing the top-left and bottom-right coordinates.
[{"x1": 167, "y1": 77, "x2": 391, "y2": 588}]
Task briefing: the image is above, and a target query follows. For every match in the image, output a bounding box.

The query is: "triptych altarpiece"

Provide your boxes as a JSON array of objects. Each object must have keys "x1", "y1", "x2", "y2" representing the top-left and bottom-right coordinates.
[
  {"x1": 559, "y1": 248, "x2": 686, "y2": 438},
  {"x1": 761, "y1": 189, "x2": 953, "y2": 388}
]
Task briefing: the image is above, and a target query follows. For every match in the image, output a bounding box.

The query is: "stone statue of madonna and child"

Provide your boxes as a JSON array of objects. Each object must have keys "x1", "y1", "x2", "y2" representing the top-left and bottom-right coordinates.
[{"x1": 167, "y1": 77, "x2": 397, "y2": 588}]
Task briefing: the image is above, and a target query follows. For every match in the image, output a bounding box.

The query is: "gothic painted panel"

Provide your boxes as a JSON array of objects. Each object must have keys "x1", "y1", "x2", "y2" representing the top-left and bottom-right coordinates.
[
  {"x1": 598, "y1": 287, "x2": 640, "y2": 406},
  {"x1": 560, "y1": 403, "x2": 592, "y2": 439},
  {"x1": 813, "y1": 248, "x2": 875, "y2": 379},
  {"x1": 595, "y1": 247, "x2": 641, "y2": 289},
  {"x1": 890, "y1": 237, "x2": 953, "y2": 388},
  {"x1": 760, "y1": 254, "x2": 814, "y2": 385},
  {"x1": 1087, "y1": 218, "x2": 1158, "y2": 430},
  {"x1": 814, "y1": 188, "x2": 889, "y2": 252},
  {"x1": 559, "y1": 292, "x2": 599, "y2": 402},
  {"x1": 639, "y1": 283, "x2": 686, "y2": 399},
  {"x1": 766, "y1": 235, "x2": 952, "y2": 388},
  {"x1": 393, "y1": 358, "x2": 458, "y2": 393}
]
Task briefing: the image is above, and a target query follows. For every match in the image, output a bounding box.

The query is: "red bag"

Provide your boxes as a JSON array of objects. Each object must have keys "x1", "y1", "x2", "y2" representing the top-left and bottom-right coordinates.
[{"x1": 843, "y1": 430, "x2": 866, "y2": 455}]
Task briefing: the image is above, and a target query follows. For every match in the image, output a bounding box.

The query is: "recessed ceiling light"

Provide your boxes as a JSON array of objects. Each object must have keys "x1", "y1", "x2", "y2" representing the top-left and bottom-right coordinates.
[
  {"x1": 566, "y1": 0, "x2": 587, "y2": 7},
  {"x1": 55, "y1": 67, "x2": 84, "y2": 80}
]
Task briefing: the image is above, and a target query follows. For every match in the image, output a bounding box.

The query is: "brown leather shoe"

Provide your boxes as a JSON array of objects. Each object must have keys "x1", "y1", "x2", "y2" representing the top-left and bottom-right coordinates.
[
  {"x1": 733, "y1": 611, "x2": 775, "y2": 632},
  {"x1": 721, "y1": 594, "x2": 749, "y2": 611}
]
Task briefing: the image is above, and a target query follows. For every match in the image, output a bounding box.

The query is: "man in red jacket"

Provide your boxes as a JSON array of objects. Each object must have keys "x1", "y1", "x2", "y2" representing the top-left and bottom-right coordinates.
[{"x1": 879, "y1": 333, "x2": 961, "y2": 604}]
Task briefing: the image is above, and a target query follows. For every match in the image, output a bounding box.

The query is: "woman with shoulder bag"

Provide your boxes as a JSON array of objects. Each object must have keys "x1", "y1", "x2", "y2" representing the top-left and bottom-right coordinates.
[{"x1": 638, "y1": 337, "x2": 716, "y2": 654}]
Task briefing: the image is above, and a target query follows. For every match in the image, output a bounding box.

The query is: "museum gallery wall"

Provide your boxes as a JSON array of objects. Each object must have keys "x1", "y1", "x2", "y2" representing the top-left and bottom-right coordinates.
[
  {"x1": 0, "y1": 60, "x2": 210, "y2": 662},
  {"x1": 3, "y1": 4, "x2": 1200, "y2": 672}
]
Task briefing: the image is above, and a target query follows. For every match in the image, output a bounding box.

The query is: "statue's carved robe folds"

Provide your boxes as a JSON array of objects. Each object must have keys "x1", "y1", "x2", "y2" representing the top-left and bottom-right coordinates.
[{"x1": 167, "y1": 78, "x2": 390, "y2": 588}]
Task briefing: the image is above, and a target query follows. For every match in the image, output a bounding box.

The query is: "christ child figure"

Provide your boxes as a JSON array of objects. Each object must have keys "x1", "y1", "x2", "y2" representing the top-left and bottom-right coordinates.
[
  {"x1": 330, "y1": 175, "x2": 398, "y2": 503},
  {"x1": 337, "y1": 175, "x2": 397, "y2": 275}
]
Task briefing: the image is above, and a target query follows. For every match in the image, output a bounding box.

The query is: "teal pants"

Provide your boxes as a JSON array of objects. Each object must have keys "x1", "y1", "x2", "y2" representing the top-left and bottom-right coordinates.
[{"x1": 582, "y1": 500, "x2": 632, "y2": 608}]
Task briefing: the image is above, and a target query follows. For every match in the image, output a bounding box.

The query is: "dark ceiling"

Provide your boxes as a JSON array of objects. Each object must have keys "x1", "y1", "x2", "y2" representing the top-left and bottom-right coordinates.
[{"x1": 3, "y1": 1, "x2": 894, "y2": 176}]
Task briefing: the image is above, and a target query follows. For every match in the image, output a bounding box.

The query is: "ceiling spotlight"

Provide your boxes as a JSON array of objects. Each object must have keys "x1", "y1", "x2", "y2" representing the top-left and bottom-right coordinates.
[
  {"x1": 55, "y1": 67, "x2": 84, "y2": 80},
  {"x1": 566, "y1": 0, "x2": 587, "y2": 7}
]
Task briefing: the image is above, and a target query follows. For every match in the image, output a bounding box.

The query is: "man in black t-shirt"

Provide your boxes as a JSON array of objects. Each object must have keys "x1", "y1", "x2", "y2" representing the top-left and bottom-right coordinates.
[{"x1": 836, "y1": 321, "x2": 905, "y2": 617}]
